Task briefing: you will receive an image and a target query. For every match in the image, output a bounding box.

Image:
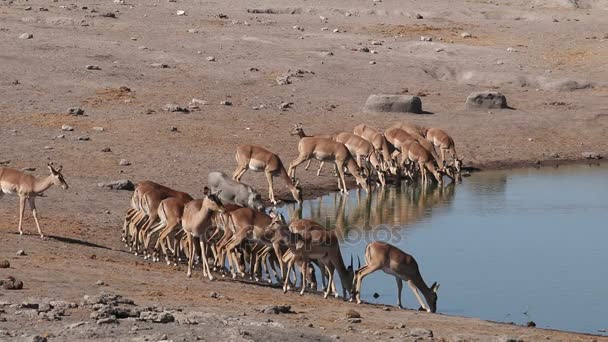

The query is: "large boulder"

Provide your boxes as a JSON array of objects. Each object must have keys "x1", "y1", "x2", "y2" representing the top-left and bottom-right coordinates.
[
  {"x1": 465, "y1": 91, "x2": 508, "y2": 109},
  {"x1": 363, "y1": 95, "x2": 422, "y2": 114}
]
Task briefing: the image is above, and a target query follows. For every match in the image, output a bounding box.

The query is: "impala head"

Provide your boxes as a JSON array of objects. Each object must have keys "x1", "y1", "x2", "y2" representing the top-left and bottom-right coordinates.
[
  {"x1": 421, "y1": 282, "x2": 440, "y2": 313},
  {"x1": 454, "y1": 158, "x2": 463, "y2": 173},
  {"x1": 203, "y1": 186, "x2": 225, "y2": 213},
  {"x1": 289, "y1": 123, "x2": 305, "y2": 137},
  {"x1": 290, "y1": 177, "x2": 303, "y2": 204},
  {"x1": 47, "y1": 162, "x2": 68, "y2": 190}
]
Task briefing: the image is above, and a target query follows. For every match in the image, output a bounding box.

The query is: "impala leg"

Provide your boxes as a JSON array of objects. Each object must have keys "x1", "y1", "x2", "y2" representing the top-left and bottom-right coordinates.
[
  {"x1": 17, "y1": 195, "x2": 26, "y2": 236},
  {"x1": 283, "y1": 258, "x2": 295, "y2": 293},
  {"x1": 316, "y1": 161, "x2": 324, "y2": 176},
  {"x1": 441, "y1": 147, "x2": 447, "y2": 168},
  {"x1": 395, "y1": 277, "x2": 404, "y2": 309},
  {"x1": 288, "y1": 154, "x2": 310, "y2": 179},
  {"x1": 265, "y1": 172, "x2": 277, "y2": 204},
  {"x1": 304, "y1": 159, "x2": 312, "y2": 171},
  {"x1": 232, "y1": 165, "x2": 247, "y2": 181},
  {"x1": 335, "y1": 162, "x2": 348, "y2": 194},
  {"x1": 353, "y1": 263, "x2": 382, "y2": 304},
  {"x1": 408, "y1": 280, "x2": 429, "y2": 311},
  {"x1": 300, "y1": 259, "x2": 308, "y2": 295},
  {"x1": 199, "y1": 239, "x2": 214, "y2": 280},
  {"x1": 186, "y1": 234, "x2": 194, "y2": 277},
  {"x1": 27, "y1": 197, "x2": 44, "y2": 239},
  {"x1": 324, "y1": 265, "x2": 334, "y2": 299}
]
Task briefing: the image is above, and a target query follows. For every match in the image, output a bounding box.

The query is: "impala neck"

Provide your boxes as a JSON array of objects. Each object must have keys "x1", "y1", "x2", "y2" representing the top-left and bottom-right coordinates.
[
  {"x1": 411, "y1": 272, "x2": 433, "y2": 299},
  {"x1": 279, "y1": 164, "x2": 296, "y2": 189},
  {"x1": 295, "y1": 130, "x2": 308, "y2": 139},
  {"x1": 33, "y1": 175, "x2": 55, "y2": 194},
  {"x1": 346, "y1": 158, "x2": 364, "y2": 183}
]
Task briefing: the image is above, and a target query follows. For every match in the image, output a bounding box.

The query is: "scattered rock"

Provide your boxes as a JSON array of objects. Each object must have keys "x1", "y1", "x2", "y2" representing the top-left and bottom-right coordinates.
[
  {"x1": 95, "y1": 280, "x2": 105, "y2": 286},
  {"x1": 61, "y1": 125, "x2": 74, "y2": 131},
  {"x1": 101, "y1": 12, "x2": 116, "y2": 18},
  {"x1": 85, "y1": 65, "x2": 101, "y2": 70},
  {"x1": 31, "y1": 336, "x2": 47, "y2": 342},
  {"x1": 420, "y1": 36, "x2": 432, "y2": 41},
  {"x1": 187, "y1": 29, "x2": 199, "y2": 33},
  {"x1": 150, "y1": 63, "x2": 169, "y2": 68},
  {"x1": 163, "y1": 104, "x2": 189, "y2": 113},
  {"x1": 97, "y1": 317, "x2": 118, "y2": 325},
  {"x1": 359, "y1": 47, "x2": 370, "y2": 53},
  {"x1": 220, "y1": 101, "x2": 232, "y2": 106},
  {"x1": 176, "y1": 10, "x2": 186, "y2": 16},
  {"x1": 23, "y1": 167, "x2": 36, "y2": 172},
  {"x1": 68, "y1": 321, "x2": 87, "y2": 329},
  {"x1": 415, "y1": 13, "x2": 423, "y2": 19},
  {"x1": 93, "y1": 127, "x2": 104, "y2": 132},
  {"x1": 206, "y1": 56, "x2": 216, "y2": 62},
  {"x1": 98, "y1": 180, "x2": 135, "y2": 191},
  {"x1": 276, "y1": 75, "x2": 291, "y2": 85},
  {"x1": 191, "y1": 98, "x2": 208, "y2": 106},
  {"x1": 261, "y1": 305, "x2": 293, "y2": 314},
  {"x1": 139, "y1": 310, "x2": 175, "y2": 323},
  {"x1": 16, "y1": 250, "x2": 26, "y2": 256},
  {"x1": 465, "y1": 91, "x2": 508, "y2": 109},
  {"x1": 19, "y1": 33, "x2": 33, "y2": 39},
  {"x1": 507, "y1": 47, "x2": 517, "y2": 52},
  {"x1": 68, "y1": 107, "x2": 84, "y2": 115},
  {"x1": 279, "y1": 102, "x2": 293, "y2": 110},
  {"x1": 369, "y1": 61, "x2": 376, "y2": 65},
  {"x1": 118, "y1": 159, "x2": 131, "y2": 166},
  {"x1": 333, "y1": 28, "x2": 340, "y2": 33},
  {"x1": 169, "y1": 127, "x2": 179, "y2": 132},
  {"x1": 101, "y1": 147, "x2": 112, "y2": 152},
  {"x1": 497, "y1": 337, "x2": 523, "y2": 342},
  {"x1": 0, "y1": 260, "x2": 9, "y2": 268},
  {"x1": 0, "y1": 276, "x2": 24, "y2": 290},
  {"x1": 348, "y1": 318, "x2": 362, "y2": 323},
  {"x1": 461, "y1": 32, "x2": 472, "y2": 38},
  {"x1": 582, "y1": 152, "x2": 601, "y2": 159},
  {"x1": 209, "y1": 292, "x2": 220, "y2": 299},
  {"x1": 345, "y1": 309, "x2": 361, "y2": 318},
  {"x1": 76, "y1": 136, "x2": 90, "y2": 141},
  {"x1": 409, "y1": 328, "x2": 433, "y2": 338},
  {"x1": 363, "y1": 94, "x2": 423, "y2": 114}
]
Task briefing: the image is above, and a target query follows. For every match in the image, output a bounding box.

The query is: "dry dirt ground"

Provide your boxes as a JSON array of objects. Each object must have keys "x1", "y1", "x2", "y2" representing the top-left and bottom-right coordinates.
[{"x1": 1, "y1": 0, "x2": 608, "y2": 340}]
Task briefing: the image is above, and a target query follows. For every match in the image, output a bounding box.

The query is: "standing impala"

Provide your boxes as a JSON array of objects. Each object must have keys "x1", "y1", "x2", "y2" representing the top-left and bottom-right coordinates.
[
  {"x1": 0, "y1": 162, "x2": 68, "y2": 238},
  {"x1": 351, "y1": 241, "x2": 439, "y2": 313},
  {"x1": 288, "y1": 124, "x2": 370, "y2": 194},
  {"x1": 425, "y1": 127, "x2": 463, "y2": 172},
  {"x1": 232, "y1": 145, "x2": 302, "y2": 204},
  {"x1": 353, "y1": 124, "x2": 393, "y2": 171}
]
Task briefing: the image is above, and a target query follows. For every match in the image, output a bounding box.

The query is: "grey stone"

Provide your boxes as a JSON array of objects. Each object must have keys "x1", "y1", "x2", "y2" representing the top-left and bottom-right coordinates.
[
  {"x1": 409, "y1": 328, "x2": 433, "y2": 338},
  {"x1": 68, "y1": 107, "x2": 84, "y2": 115},
  {"x1": 101, "y1": 147, "x2": 112, "y2": 152},
  {"x1": 347, "y1": 318, "x2": 362, "y2": 323},
  {"x1": 76, "y1": 136, "x2": 90, "y2": 141},
  {"x1": 206, "y1": 56, "x2": 216, "y2": 61},
  {"x1": 85, "y1": 65, "x2": 101, "y2": 70},
  {"x1": 16, "y1": 250, "x2": 26, "y2": 256},
  {"x1": 163, "y1": 104, "x2": 189, "y2": 113},
  {"x1": 420, "y1": 36, "x2": 432, "y2": 41},
  {"x1": 279, "y1": 102, "x2": 293, "y2": 110},
  {"x1": 220, "y1": 101, "x2": 232, "y2": 106},
  {"x1": 61, "y1": 125, "x2": 74, "y2": 131},
  {"x1": 98, "y1": 180, "x2": 135, "y2": 191},
  {"x1": 151, "y1": 63, "x2": 169, "y2": 68},
  {"x1": 93, "y1": 127, "x2": 104, "y2": 132},
  {"x1": 260, "y1": 305, "x2": 293, "y2": 314},
  {"x1": 582, "y1": 152, "x2": 601, "y2": 159},
  {"x1": 19, "y1": 33, "x2": 33, "y2": 39},
  {"x1": 461, "y1": 31, "x2": 472, "y2": 38},
  {"x1": 415, "y1": 13, "x2": 423, "y2": 19},
  {"x1": 497, "y1": 337, "x2": 523, "y2": 342},
  {"x1": 95, "y1": 280, "x2": 105, "y2": 285},
  {"x1": 97, "y1": 317, "x2": 118, "y2": 325},
  {"x1": 31, "y1": 336, "x2": 47, "y2": 342},
  {"x1": 118, "y1": 159, "x2": 131, "y2": 166},
  {"x1": 465, "y1": 91, "x2": 508, "y2": 109},
  {"x1": 363, "y1": 94, "x2": 423, "y2": 114},
  {"x1": 68, "y1": 321, "x2": 87, "y2": 329}
]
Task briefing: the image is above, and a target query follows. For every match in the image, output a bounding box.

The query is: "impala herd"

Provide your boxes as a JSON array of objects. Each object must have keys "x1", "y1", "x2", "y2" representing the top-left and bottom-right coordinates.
[{"x1": 1, "y1": 121, "x2": 462, "y2": 313}]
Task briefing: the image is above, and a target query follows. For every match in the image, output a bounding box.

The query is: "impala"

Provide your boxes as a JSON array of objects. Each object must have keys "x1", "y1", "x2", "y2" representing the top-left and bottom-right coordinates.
[
  {"x1": 385, "y1": 127, "x2": 440, "y2": 166},
  {"x1": 425, "y1": 127, "x2": 463, "y2": 172},
  {"x1": 232, "y1": 145, "x2": 302, "y2": 204},
  {"x1": 181, "y1": 187, "x2": 225, "y2": 280},
  {"x1": 0, "y1": 162, "x2": 68, "y2": 238},
  {"x1": 289, "y1": 123, "x2": 338, "y2": 174},
  {"x1": 147, "y1": 195, "x2": 193, "y2": 264},
  {"x1": 353, "y1": 124, "x2": 393, "y2": 170},
  {"x1": 288, "y1": 125, "x2": 370, "y2": 194},
  {"x1": 388, "y1": 122, "x2": 428, "y2": 137},
  {"x1": 351, "y1": 241, "x2": 439, "y2": 313}
]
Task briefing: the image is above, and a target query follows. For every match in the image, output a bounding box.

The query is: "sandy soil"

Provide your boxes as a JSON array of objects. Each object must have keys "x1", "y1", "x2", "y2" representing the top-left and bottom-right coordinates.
[{"x1": 1, "y1": 0, "x2": 608, "y2": 340}]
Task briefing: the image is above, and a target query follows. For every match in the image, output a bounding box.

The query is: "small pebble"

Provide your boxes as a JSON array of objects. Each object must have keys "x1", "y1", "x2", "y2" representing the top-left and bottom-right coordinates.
[
  {"x1": 369, "y1": 61, "x2": 376, "y2": 65},
  {"x1": 85, "y1": 65, "x2": 101, "y2": 70},
  {"x1": 206, "y1": 56, "x2": 216, "y2": 62},
  {"x1": 61, "y1": 125, "x2": 74, "y2": 131},
  {"x1": 16, "y1": 250, "x2": 26, "y2": 256},
  {"x1": 176, "y1": 10, "x2": 186, "y2": 16},
  {"x1": 19, "y1": 33, "x2": 33, "y2": 39},
  {"x1": 119, "y1": 159, "x2": 131, "y2": 166},
  {"x1": 220, "y1": 101, "x2": 232, "y2": 106}
]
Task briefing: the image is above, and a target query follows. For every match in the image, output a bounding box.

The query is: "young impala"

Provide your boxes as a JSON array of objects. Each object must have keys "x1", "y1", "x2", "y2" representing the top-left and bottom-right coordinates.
[
  {"x1": 425, "y1": 127, "x2": 463, "y2": 172},
  {"x1": 351, "y1": 241, "x2": 439, "y2": 313},
  {"x1": 0, "y1": 162, "x2": 68, "y2": 238}
]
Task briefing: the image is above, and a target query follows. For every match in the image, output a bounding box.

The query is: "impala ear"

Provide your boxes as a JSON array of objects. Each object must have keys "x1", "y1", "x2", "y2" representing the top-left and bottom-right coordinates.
[
  {"x1": 431, "y1": 282, "x2": 440, "y2": 292},
  {"x1": 203, "y1": 186, "x2": 210, "y2": 195}
]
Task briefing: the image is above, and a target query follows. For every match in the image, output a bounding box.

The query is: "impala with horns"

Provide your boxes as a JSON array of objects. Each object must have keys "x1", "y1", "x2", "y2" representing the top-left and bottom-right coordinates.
[
  {"x1": 232, "y1": 145, "x2": 302, "y2": 204},
  {"x1": 0, "y1": 162, "x2": 68, "y2": 238},
  {"x1": 351, "y1": 241, "x2": 439, "y2": 313},
  {"x1": 288, "y1": 124, "x2": 370, "y2": 194},
  {"x1": 208, "y1": 171, "x2": 264, "y2": 211},
  {"x1": 181, "y1": 187, "x2": 225, "y2": 280},
  {"x1": 425, "y1": 127, "x2": 463, "y2": 172}
]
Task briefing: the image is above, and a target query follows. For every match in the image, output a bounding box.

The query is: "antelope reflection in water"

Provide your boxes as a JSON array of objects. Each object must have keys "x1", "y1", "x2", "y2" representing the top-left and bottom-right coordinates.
[{"x1": 284, "y1": 182, "x2": 456, "y2": 238}]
